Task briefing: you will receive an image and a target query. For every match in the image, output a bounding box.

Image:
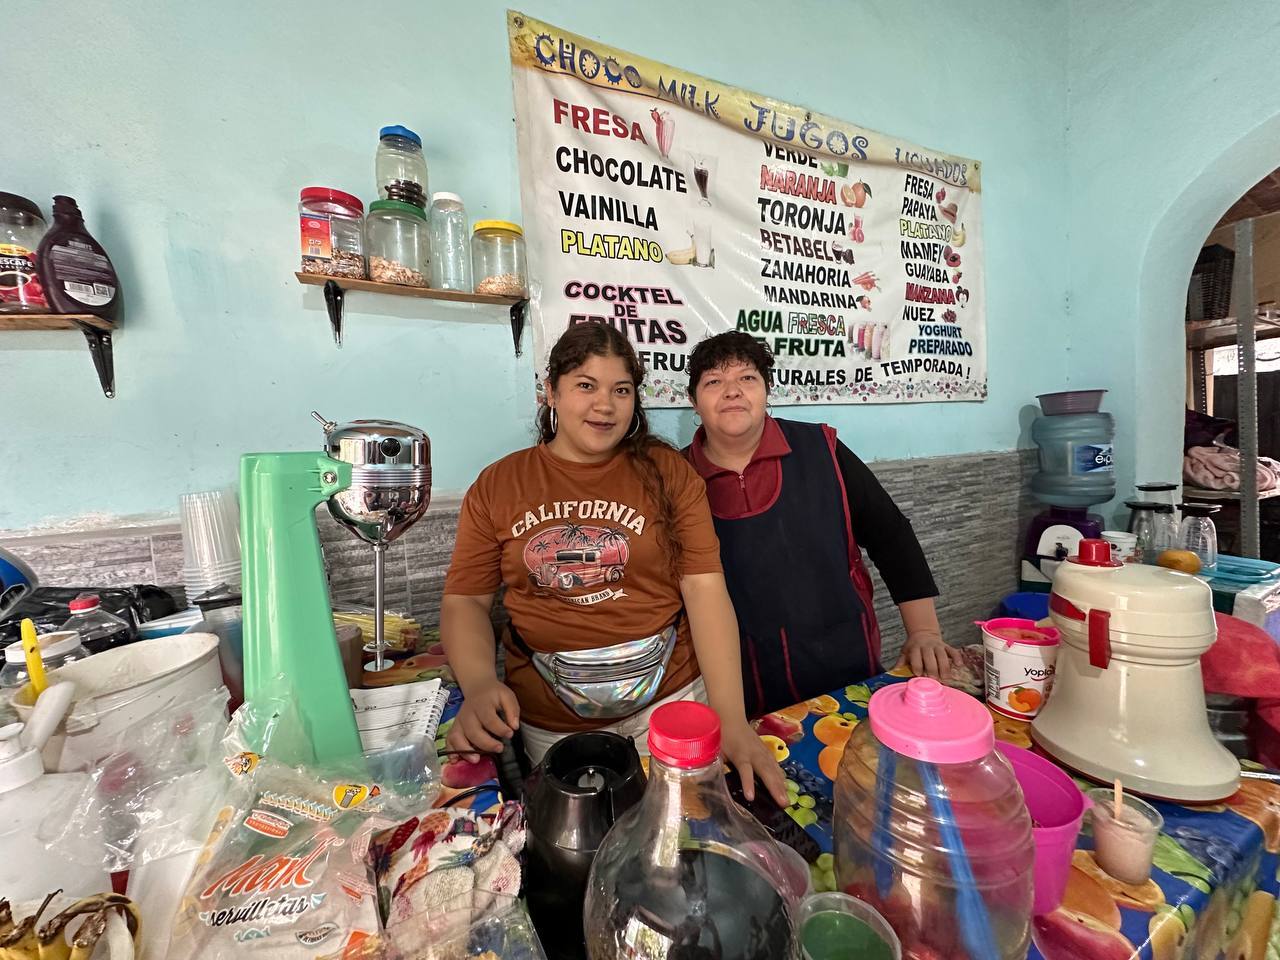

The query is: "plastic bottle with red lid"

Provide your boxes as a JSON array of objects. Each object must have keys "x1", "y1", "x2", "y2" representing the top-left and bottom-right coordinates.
[
  {"x1": 59, "y1": 594, "x2": 134, "y2": 655},
  {"x1": 584, "y1": 701, "x2": 799, "y2": 959}
]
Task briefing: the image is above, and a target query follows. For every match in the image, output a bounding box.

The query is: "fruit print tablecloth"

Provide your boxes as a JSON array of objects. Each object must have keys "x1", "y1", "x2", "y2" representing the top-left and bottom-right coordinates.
[
  {"x1": 760, "y1": 667, "x2": 1280, "y2": 960},
  {"x1": 361, "y1": 636, "x2": 505, "y2": 815}
]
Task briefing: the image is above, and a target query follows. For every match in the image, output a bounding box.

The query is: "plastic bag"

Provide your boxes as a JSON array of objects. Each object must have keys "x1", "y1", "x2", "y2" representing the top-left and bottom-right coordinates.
[
  {"x1": 161, "y1": 683, "x2": 440, "y2": 958},
  {"x1": 0, "y1": 583, "x2": 177, "y2": 644},
  {"x1": 384, "y1": 895, "x2": 548, "y2": 960},
  {"x1": 371, "y1": 802, "x2": 524, "y2": 933},
  {"x1": 41, "y1": 675, "x2": 440, "y2": 877},
  {"x1": 41, "y1": 684, "x2": 232, "y2": 871},
  {"x1": 167, "y1": 756, "x2": 394, "y2": 959}
]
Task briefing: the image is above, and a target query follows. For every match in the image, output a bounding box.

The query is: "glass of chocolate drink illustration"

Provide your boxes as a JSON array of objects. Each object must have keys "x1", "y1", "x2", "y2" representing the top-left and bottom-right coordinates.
[{"x1": 688, "y1": 152, "x2": 718, "y2": 267}]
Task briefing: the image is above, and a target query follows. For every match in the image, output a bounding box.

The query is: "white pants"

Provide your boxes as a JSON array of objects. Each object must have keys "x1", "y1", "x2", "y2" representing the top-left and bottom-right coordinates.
[{"x1": 520, "y1": 678, "x2": 708, "y2": 766}]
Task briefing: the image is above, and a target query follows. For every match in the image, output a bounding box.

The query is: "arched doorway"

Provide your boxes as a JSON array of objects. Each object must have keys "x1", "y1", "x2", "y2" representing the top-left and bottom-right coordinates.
[{"x1": 1133, "y1": 114, "x2": 1280, "y2": 494}]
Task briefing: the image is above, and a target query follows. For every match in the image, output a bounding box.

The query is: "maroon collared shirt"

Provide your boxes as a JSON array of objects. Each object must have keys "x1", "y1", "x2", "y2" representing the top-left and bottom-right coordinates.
[{"x1": 686, "y1": 417, "x2": 938, "y2": 605}]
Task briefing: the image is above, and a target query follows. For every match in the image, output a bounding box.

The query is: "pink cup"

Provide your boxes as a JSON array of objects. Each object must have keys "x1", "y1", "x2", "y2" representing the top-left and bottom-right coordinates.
[{"x1": 996, "y1": 741, "x2": 1089, "y2": 915}]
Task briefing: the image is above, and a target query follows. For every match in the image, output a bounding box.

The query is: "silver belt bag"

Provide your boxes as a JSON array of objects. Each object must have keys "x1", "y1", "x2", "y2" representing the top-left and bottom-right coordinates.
[{"x1": 508, "y1": 620, "x2": 679, "y2": 720}]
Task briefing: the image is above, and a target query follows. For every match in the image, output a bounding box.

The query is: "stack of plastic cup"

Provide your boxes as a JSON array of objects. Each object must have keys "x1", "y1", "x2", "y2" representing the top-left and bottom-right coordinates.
[{"x1": 179, "y1": 490, "x2": 241, "y2": 598}]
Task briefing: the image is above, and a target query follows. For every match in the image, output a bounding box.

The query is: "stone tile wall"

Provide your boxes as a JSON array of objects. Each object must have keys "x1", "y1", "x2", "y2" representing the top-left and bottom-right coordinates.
[{"x1": 1, "y1": 449, "x2": 1039, "y2": 662}]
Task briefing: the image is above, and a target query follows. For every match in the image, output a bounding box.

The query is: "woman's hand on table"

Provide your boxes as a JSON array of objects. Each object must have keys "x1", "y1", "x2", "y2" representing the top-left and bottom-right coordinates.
[
  {"x1": 721, "y1": 718, "x2": 790, "y2": 807},
  {"x1": 897, "y1": 630, "x2": 963, "y2": 681},
  {"x1": 446, "y1": 678, "x2": 520, "y2": 761}
]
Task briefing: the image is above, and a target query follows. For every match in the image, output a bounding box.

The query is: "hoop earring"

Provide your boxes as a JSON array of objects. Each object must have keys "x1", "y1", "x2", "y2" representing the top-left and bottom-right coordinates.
[
  {"x1": 549, "y1": 408, "x2": 558, "y2": 436},
  {"x1": 626, "y1": 414, "x2": 641, "y2": 439}
]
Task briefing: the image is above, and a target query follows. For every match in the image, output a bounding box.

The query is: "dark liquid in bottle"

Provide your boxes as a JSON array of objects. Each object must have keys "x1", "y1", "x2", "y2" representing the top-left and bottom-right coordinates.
[
  {"x1": 81, "y1": 624, "x2": 133, "y2": 655},
  {"x1": 595, "y1": 847, "x2": 792, "y2": 959},
  {"x1": 694, "y1": 167, "x2": 710, "y2": 199}
]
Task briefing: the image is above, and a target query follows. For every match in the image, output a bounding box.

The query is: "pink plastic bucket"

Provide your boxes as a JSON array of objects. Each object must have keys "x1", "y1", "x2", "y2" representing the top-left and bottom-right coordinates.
[{"x1": 996, "y1": 741, "x2": 1089, "y2": 915}]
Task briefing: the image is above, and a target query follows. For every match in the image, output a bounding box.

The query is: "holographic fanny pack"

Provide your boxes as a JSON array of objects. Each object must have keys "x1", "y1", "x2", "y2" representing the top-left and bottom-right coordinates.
[{"x1": 509, "y1": 622, "x2": 679, "y2": 720}]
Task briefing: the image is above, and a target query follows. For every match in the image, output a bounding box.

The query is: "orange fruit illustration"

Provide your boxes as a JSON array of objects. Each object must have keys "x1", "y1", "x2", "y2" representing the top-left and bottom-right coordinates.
[
  {"x1": 815, "y1": 714, "x2": 857, "y2": 747},
  {"x1": 1007, "y1": 687, "x2": 1043, "y2": 713},
  {"x1": 818, "y1": 743, "x2": 846, "y2": 780}
]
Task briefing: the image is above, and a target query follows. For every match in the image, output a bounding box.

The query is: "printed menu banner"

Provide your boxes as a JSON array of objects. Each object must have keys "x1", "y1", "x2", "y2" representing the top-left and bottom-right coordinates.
[{"x1": 509, "y1": 11, "x2": 986, "y2": 405}]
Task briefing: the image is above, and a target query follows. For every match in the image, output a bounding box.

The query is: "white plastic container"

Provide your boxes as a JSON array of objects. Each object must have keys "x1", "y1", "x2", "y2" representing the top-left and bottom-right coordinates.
[
  {"x1": 1101, "y1": 530, "x2": 1139, "y2": 564},
  {"x1": 980, "y1": 617, "x2": 1060, "y2": 719},
  {"x1": 10, "y1": 633, "x2": 220, "y2": 771},
  {"x1": 0, "y1": 722, "x2": 111, "y2": 901},
  {"x1": 0, "y1": 631, "x2": 89, "y2": 688}
]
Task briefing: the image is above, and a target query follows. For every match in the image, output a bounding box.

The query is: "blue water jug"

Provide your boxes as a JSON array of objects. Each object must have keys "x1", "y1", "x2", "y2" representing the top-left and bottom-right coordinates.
[{"x1": 1030, "y1": 412, "x2": 1116, "y2": 507}]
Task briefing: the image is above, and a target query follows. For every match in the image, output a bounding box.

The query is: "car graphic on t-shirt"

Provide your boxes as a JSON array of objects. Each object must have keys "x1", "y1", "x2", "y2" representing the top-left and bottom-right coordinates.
[{"x1": 523, "y1": 523, "x2": 630, "y2": 592}]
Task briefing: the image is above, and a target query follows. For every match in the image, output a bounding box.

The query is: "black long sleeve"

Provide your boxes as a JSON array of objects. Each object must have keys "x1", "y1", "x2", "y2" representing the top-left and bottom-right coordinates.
[{"x1": 834, "y1": 440, "x2": 939, "y2": 604}]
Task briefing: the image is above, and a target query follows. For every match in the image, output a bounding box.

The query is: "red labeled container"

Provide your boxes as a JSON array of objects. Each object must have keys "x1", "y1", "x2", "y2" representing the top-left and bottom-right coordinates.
[
  {"x1": 298, "y1": 187, "x2": 366, "y2": 279},
  {"x1": 0, "y1": 193, "x2": 48, "y2": 312}
]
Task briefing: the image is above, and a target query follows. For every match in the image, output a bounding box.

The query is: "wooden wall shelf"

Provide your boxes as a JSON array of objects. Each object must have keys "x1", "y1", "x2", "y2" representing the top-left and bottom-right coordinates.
[
  {"x1": 0, "y1": 313, "x2": 113, "y2": 332},
  {"x1": 294, "y1": 273, "x2": 528, "y2": 354},
  {"x1": 0, "y1": 312, "x2": 116, "y2": 397}
]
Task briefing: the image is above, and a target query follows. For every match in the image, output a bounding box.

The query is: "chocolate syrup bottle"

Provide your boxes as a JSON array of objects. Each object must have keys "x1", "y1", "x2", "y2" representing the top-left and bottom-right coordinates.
[{"x1": 36, "y1": 196, "x2": 121, "y2": 322}]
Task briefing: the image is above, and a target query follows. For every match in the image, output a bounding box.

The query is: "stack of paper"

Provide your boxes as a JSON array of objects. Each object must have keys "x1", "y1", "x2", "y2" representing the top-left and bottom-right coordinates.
[{"x1": 349, "y1": 678, "x2": 449, "y2": 751}]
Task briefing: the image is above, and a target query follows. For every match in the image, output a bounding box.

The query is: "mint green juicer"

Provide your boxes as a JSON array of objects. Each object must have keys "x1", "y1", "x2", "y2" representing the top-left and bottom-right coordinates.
[{"x1": 240, "y1": 413, "x2": 431, "y2": 762}]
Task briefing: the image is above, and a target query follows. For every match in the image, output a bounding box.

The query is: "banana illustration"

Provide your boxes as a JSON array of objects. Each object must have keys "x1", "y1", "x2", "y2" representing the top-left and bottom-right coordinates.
[
  {"x1": 952, "y1": 223, "x2": 967, "y2": 248},
  {"x1": 666, "y1": 245, "x2": 696, "y2": 265}
]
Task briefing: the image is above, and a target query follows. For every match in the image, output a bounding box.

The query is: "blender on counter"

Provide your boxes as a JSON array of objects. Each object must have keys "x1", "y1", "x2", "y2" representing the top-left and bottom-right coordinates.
[
  {"x1": 240, "y1": 413, "x2": 431, "y2": 764},
  {"x1": 1031, "y1": 539, "x2": 1239, "y2": 802}
]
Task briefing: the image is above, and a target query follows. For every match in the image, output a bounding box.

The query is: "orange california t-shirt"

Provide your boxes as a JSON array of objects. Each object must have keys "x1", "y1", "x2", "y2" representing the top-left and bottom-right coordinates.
[{"x1": 444, "y1": 441, "x2": 723, "y2": 731}]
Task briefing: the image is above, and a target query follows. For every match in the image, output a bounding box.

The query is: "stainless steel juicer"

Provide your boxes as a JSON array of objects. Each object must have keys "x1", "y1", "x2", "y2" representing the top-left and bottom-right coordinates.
[{"x1": 311, "y1": 412, "x2": 431, "y2": 671}]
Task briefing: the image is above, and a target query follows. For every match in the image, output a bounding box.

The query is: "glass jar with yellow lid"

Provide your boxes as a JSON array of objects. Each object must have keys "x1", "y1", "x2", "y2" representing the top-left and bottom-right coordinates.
[{"x1": 471, "y1": 220, "x2": 527, "y2": 297}]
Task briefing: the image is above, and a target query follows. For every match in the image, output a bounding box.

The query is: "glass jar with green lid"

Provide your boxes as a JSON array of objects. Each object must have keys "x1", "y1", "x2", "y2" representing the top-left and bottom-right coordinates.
[
  {"x1": 365, "y1": 199, "x2": 430, "y2": 286},
  {"x1": 472, "y1": 220, "x2": 527, "y2": 297}
]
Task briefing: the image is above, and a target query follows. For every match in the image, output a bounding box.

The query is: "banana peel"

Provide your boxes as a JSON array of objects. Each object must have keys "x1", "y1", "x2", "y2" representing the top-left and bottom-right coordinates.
[
  {"x1": 0, "y1": 893, "x2": 140, "y2": 960},
  {"x1": 0, "y1": 892, "x2": 56, "y2": 960},
  {"x1": 40, "y1": 894, "x2": 140, "y2": 960}
]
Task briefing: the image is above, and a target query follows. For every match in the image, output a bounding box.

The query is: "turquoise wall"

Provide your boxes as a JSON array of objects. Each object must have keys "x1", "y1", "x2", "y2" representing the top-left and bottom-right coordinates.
[
  {"x1": 1066, "y1": 1, "x2": 1280, "y2": 522},
  {"x1": 5, "y1": 0, "x2": 1072, "y2": 529}
]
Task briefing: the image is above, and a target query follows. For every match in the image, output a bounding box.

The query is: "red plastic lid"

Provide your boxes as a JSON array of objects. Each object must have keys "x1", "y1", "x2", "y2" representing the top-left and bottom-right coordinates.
[
  {"x1": 299, "y1": 187, "x2": 363, "y2": 214},
  {"x1": 648, "y1": 701, "x2": 721, "y2": 768},
  {"x1": 68, "y1": 595, "x2": 101, "y2": 612},
  {"x1": 1069, "y1": 538, "x2": 1122, "y2": 568}
]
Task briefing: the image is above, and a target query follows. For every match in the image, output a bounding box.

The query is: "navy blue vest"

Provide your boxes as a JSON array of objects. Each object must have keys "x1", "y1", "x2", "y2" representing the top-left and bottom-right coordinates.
[{"x1": 710, "y1": 419, "x2": 877, "y2": 717}]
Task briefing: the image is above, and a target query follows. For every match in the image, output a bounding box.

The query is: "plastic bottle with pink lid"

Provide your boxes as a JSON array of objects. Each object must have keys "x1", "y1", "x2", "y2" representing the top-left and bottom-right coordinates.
[{"x1": 833, "y1": 677, "x2": 1034, "y2": 959}]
